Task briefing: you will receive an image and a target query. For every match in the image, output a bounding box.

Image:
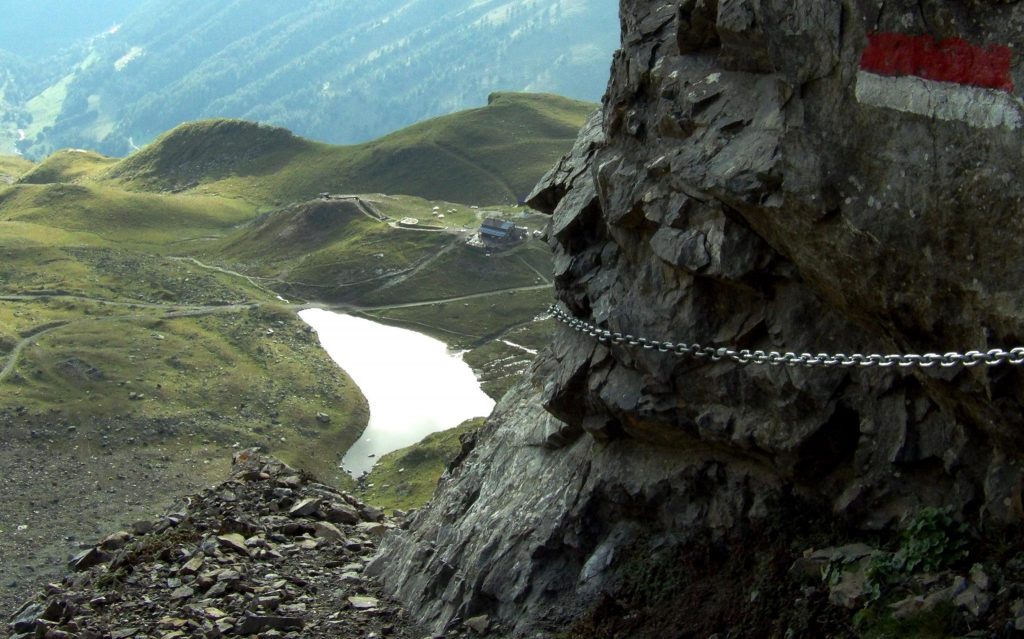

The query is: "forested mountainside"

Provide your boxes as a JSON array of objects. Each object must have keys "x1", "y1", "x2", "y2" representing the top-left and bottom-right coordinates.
[
  {"x1": 0, "y1": 52, "x2": 41, "y2": 153},
  {"x1": 0, "y1": 0, "x2": 618, "y2": 160}
]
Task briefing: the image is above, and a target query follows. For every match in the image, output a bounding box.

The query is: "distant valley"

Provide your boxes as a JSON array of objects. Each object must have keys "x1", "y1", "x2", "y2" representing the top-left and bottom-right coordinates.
[
  {"x1": 0, "y1": 0, "x2": 618, "y2": 159},
  {"x1": 0, "y1": 92, "x2": 588, "y2": 613}
]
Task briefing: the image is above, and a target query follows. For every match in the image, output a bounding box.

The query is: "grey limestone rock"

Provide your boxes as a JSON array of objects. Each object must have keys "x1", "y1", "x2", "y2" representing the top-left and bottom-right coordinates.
[{"x1": 373, "y1": 0, "x2": 1024, "y2": 635}]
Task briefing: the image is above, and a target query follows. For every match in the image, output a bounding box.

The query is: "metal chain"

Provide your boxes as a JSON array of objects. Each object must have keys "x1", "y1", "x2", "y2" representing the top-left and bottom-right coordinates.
[{"x1": 549, "y1": 304, "x2": 1024, "y2": 368}]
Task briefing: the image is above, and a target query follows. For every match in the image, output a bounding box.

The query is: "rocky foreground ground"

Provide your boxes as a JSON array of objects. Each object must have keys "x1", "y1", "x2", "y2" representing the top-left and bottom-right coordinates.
[
  {"x1": 2, "y1": 450, "x2": 490, "y2": 639},
  {"x1": 0, "y1": 408, "x2": 232, "y2": 618}
]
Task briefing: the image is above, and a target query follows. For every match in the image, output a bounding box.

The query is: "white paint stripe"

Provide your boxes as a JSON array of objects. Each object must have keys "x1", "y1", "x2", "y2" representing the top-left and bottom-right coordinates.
[{"x1": 855, "y1": 71, "x2": 1024, "y2": 130}]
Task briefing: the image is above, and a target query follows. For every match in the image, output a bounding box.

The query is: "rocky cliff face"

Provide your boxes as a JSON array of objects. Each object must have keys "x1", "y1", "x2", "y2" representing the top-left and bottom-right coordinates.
[{"x1": 371, "y1": 1, "x2": 1024, "y2": 636}]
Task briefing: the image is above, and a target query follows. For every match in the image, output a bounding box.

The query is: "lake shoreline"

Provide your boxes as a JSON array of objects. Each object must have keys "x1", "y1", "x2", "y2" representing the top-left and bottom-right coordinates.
[{"x1": 299, "y1": 308, "x2": 495, "y2": 476}]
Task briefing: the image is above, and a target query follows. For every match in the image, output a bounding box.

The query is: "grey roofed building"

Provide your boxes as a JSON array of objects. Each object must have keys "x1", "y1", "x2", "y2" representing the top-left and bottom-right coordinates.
[{"x1": 480, "y1": 218, "x2": 516, "y2": 241}]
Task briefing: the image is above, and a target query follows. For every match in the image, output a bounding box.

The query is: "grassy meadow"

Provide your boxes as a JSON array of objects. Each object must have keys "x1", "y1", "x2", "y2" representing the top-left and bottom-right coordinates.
[{"x1": 361, "y1": 418, "x2": 485, "y2": 512}]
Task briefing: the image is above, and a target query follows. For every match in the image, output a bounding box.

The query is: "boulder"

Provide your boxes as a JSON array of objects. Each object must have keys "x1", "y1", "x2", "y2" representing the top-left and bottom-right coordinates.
[
  {"x1": 99, "y1": 531, "x2": 132, "y2": 551},
  {"x1": 9, "y1": 602, "x2": 45, "y2": 633},
  {"x1": 347, "y1": 595, "x2": 379, "y2": 610},
  {"x1": 68, "y1": 547, "x2": 110, "y2": 572},
  {"x1": 288, "y1": 498, "x2": 321, "y2": 518},
  {"x1": 311, "y1": 521, "x2": 345, "y2": 542},
  {"x1": 465, "y1": 614, "x2": 490, "y2": 634},
  {"x1": 216, "y1": 534, "x2": 250, "y2": 556},
  {"x1": 324, "y1": 502, "x2": 360, "y2": 525}
]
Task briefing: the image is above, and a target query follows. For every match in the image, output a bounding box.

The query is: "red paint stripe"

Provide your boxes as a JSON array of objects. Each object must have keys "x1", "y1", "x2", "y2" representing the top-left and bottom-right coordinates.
[{"x1": 860, "y1": 32, "x2": 1014, "y2": 92}]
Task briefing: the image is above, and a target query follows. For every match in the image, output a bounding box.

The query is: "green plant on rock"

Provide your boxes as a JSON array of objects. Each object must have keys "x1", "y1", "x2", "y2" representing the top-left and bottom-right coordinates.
[
  {"x1": 894, "y1": 506, "x2": 970, "y2": 572},
  {"x1": 865, "y1": 506, "x2": 970, "y2": 601},
  {"x1": 822, "y1": 552, "x2": 862, "y2": 590}
]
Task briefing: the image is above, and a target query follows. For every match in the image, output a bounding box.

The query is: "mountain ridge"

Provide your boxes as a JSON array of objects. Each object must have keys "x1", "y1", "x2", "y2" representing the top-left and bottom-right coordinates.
[{"x1": 101, "y1": 92, "x2": 595, "y2": 206}]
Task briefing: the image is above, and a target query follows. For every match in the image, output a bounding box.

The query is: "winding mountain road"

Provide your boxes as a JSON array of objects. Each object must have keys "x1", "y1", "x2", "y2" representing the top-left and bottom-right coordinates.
[
  {"x1": 0, "y1": 293, "x2": 229, "y2": 310},
  {"x1": 0, "y1": 279, "x2": 550, "y2": 384},
  {"x1": 1, "y1": 236, "x2": 552, "y2": 385},
  {"x1": 0, "y1": 321, "x2": 72, "y2": 383}
]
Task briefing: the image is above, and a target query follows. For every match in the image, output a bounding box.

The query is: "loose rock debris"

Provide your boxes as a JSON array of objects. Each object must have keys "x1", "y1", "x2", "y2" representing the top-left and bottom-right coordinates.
[{"x1": 4, "y1": 449, "x2": 432, "y2": 639}]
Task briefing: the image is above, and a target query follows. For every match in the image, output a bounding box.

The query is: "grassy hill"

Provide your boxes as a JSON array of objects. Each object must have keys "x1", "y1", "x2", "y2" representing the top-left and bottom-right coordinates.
[
  {"x1": 102, "y1": 120, "x2": 309, "y2": 196},
  {"x1": 206, "y1": 191, "x2": 554, "y2": 350},
  {"x1": 214, "y1": 197, "x2": 449, "y2": 300},
  {"x1": 0, "y1": 182, "x2": 254, "y2": 247},
  {"x1": 0, "y1": 155, "x2": 34, "y2": 183},
  {"x1": 104, "y1": 93, "x2": 594, "y2": 206},
  {"x1": 0, "y1": 93, "x2": 568, "y2": 451},
  {"x1": 18, "y1": 149, "x2": 119, "y2": 184}
]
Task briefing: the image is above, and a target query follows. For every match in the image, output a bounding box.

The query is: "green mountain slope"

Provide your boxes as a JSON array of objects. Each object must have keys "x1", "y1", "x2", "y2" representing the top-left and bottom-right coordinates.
[
  {"x1": 105, "y1": 92, "x2": 593, "y2": 206},
  {"x1": 361, "y1": 417, "x2": 484, "y2": 511},
  {"x1": 0, "y1": 155, "x2": 33, "y2": 183},
  {"x1": 0, "y1": 51, "x2": 39, "y2": 155},
  {"x1": 0, "y1": 182, "x2": 253, "y2": 246},
  {"x1": 102, "y1": 119, "x2": 310, "y2": 196},
  {"x1": 214, "y1": 197, "x2": 451, "y2": 302},
  {"x1": 2, "y1": 0, "x2": 617, "y2": 159},
  {"x1": 18, "y1": 149, "x2": 118, "y2": 184}
]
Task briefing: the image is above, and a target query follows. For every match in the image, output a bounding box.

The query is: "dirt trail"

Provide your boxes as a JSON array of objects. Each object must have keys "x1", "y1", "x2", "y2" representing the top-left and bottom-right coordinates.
[
  {"x1": 349, "y1": 196, "x2": 388, "y2": 222},
  {"x1": 168, "y1": 256, "x2": 280, "y2": 297},
  {"x1": 432, "y1": 142, "x2": 517, "y2": 201},
  {"x1": 519, "y1": 255, "x2": 552, "y2": 284},
  {"x1": 0, "y1": 321, "x2": 72, "y2": 382},
  {"x1": 1, "y1": 293, "x2": 218, "y2": 310},
  {"x1": 372, "y1": 239, "x2": 459, "y2": 295}
]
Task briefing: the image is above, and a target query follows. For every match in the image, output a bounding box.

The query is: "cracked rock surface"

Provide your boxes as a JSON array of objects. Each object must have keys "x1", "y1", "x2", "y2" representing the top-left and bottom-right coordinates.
[{"x1": 373, "y1": 1, "x2": 1024, "y2": 636}]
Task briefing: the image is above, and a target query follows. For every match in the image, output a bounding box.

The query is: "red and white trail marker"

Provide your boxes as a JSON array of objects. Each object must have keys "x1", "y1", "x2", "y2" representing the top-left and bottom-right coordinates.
[{"x1": 855, "y1": 32, "x2": 1023, "y2": 129}]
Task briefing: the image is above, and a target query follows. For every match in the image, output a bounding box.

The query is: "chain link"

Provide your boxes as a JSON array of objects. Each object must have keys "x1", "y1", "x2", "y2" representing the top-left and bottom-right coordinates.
[{"x1": 549, "y1": 305, "x2": 1024, "y2": 369}]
